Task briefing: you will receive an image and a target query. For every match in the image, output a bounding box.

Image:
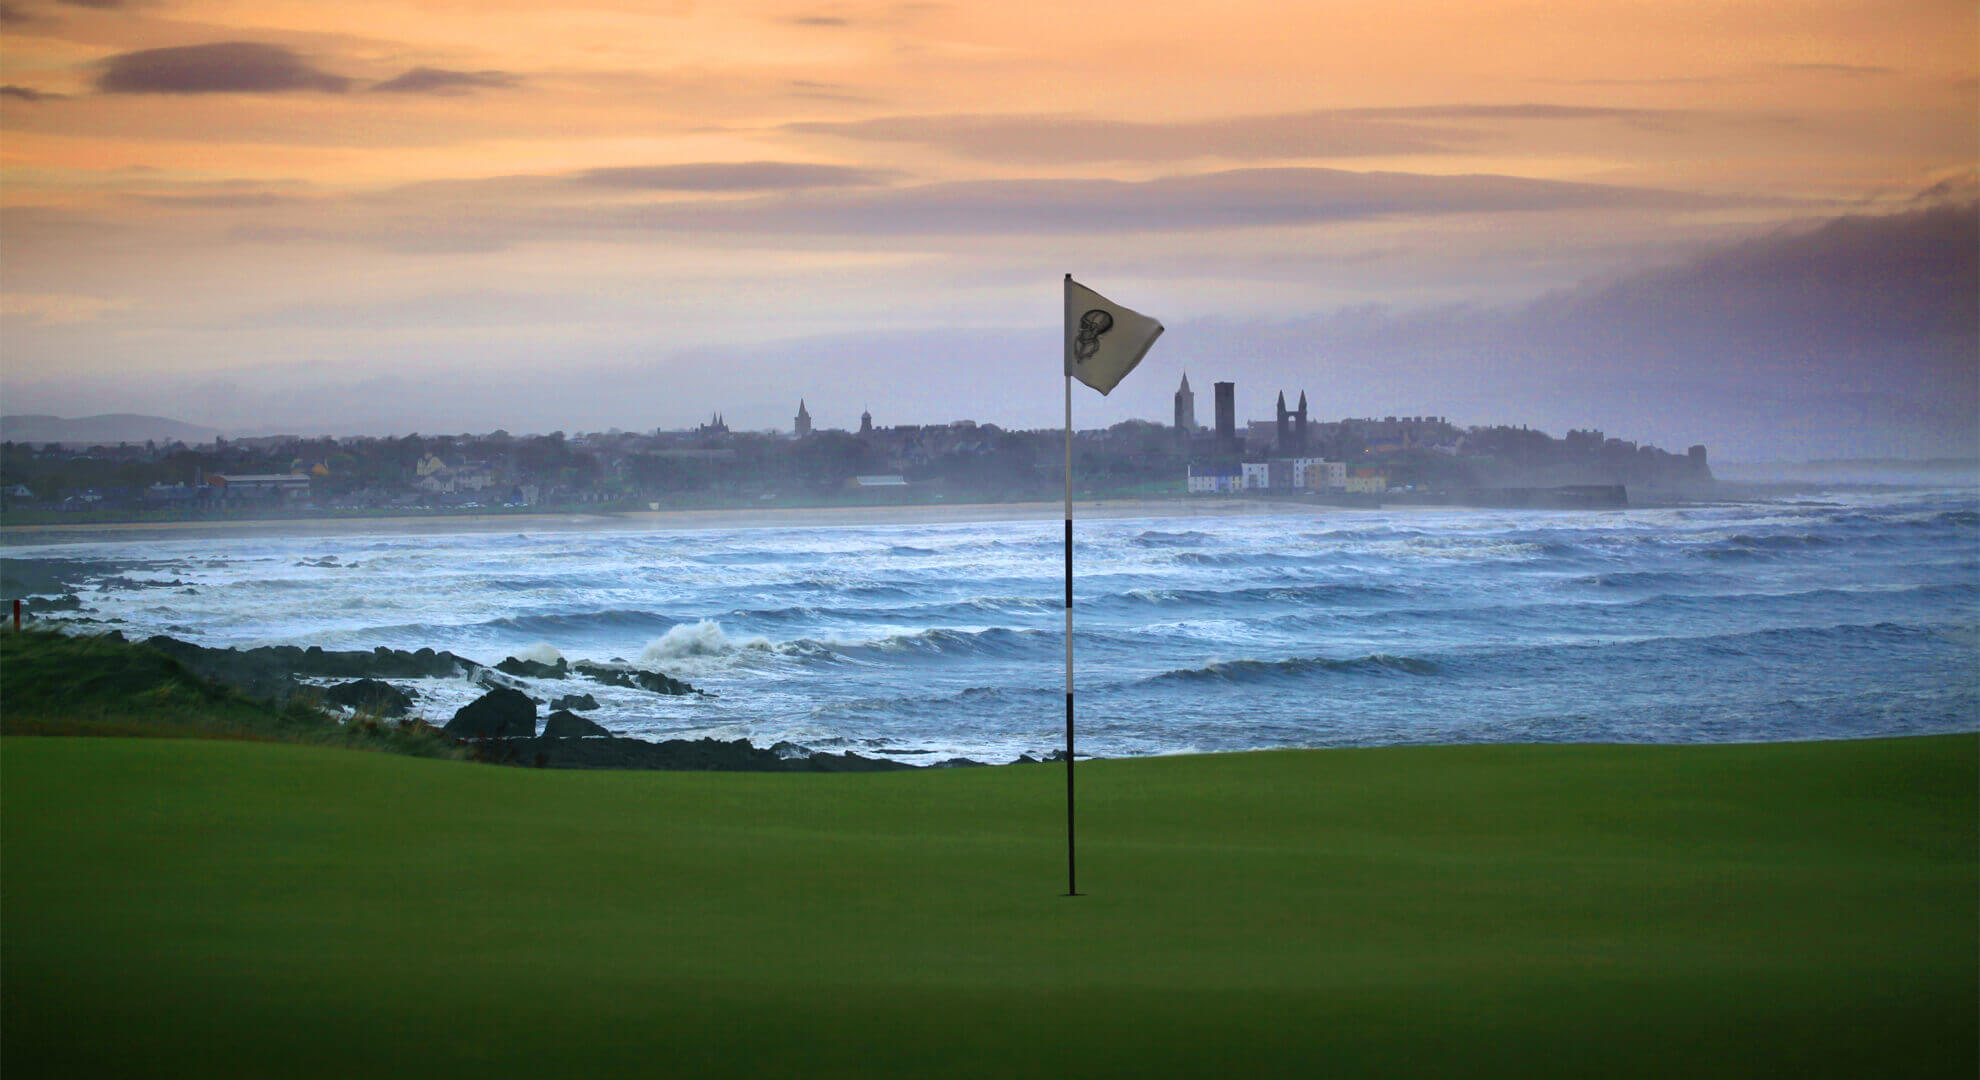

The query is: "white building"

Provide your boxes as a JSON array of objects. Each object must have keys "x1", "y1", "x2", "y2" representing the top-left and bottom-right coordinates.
[
  {"x1": 212, "y1": 473, "x2": 311, "y2": 500},
  {"x1": 1241, "y1": 462, "x2": 1270, "y2": 490},
  {"x1": 1297, "y1": 460, "x2": 1347, "y2": 489},
  {"x1": 1186, "y1": 465, "x2": 1241, "y2": 493}
]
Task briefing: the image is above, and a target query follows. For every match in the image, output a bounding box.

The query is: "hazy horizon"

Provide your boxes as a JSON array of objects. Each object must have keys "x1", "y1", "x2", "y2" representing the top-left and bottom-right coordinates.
[{"x1": 3, "y1": 2, "x2": 1974, "y2": 462}]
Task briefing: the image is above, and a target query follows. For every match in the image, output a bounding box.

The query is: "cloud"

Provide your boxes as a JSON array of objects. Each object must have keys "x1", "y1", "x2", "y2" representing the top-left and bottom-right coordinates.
[
  {"x1": 95, "y1": 42, "x2": 351, "y2": 95},
  {"x1": 0, "y1": 4, "x2": 29, "y2": 25},
  {"x1": 785, "y1": 15, "x2": 850, "y2": 27},
  {"x1": 1, "y1": 292, "x2": 131, "y2": 326},
  {"x1": 787, "y1": 79, "x2": 878, "y2": 103},
  {"x1": 785, "y1": 111, "x2": 1480, "y2": 163},
  {"x1": 369, "y1": 67, "x2": 523, "y2": 95},
  {"x1": 1201, "y1": 201, "x2": 1980, "y2": 458},
  {"x1": 0, "y1": 155, "x2": 1768, "y2": 288},
  {"x1": 132, "y1": 192, "x2": 309, "y2": 209},
  {"x1": 1534, "y1": 201, "x2": 1977, "y2": 379},
  {"x1": 785, "y1": 105, "x2": 1694, "y2": 163},
  {"x1": 1365, "y1": 104, "x2": 1677, "y2": 130},
  {"x1": 612, "y1": 167, "x2": 1746, "y2": 237},
  {"x1": 1537, "y1": 75, "x2": 1735, "y2": 86},
  {"x1": 569, "y1": 162, "x2": 895, "y2": 191},
  {"x1": 2, "y1": 85, "x2": 65, "y2": 102},
  {"x1": 1776, "y1": 62, "x2": 1893, "y2": 77},
  {"x1": 152, "y1": 164, "x2": 1753, "y2": 256},
  {"x1": 56, "y1": 0, "x2": 123, "y2": 7}
]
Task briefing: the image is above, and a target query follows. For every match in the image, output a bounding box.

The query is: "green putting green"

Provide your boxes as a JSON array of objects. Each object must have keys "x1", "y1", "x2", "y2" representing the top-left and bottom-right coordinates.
[{"x1": 4, "y1": 734, "x2": 1974, "y2": 1078}]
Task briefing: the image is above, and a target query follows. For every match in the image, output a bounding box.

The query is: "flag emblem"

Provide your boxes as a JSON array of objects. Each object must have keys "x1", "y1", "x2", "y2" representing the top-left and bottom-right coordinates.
[
  {"x1": 1073, "y1": 309, "x2": 1114, "y2": 363},
  {"x1": 1065, "y1": 278, "x2": 1163, "y2": 396}
]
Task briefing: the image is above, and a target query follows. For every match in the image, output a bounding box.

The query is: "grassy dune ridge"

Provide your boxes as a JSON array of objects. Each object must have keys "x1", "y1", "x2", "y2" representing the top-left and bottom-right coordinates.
[
  {"x1": 0, "y1": 629, "x2": 460, "y2": 756},
  {"x1": 3, "y1": 734, "x2": 1974, "y2": 1078}
]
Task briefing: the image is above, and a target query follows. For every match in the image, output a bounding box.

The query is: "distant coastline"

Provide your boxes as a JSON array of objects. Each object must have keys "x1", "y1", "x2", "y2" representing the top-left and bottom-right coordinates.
[
  {"x1": 0, "y1": 496, "x2": 1373, "y2": 544},
  {"x1": 7, "y1": 473, "x2": 1975, "y2": 546}
]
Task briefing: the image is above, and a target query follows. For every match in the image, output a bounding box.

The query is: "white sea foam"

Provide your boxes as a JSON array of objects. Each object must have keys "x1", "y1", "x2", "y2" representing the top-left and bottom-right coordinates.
[
  {"x1": 516, "y1": 642, "x2": 564, "y2": 666},
  {"x1": 640, "y1": 619, "x2": 772, "y2": 661}
]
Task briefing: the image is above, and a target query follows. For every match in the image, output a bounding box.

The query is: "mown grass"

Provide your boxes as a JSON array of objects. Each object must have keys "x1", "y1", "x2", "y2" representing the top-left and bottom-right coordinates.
[
  {"x1": 3, "y1": 734, "x2": 1973, "y2": 1078},
  {"x1": 0, "y1": 628, "x2": 459, "y2": 758}
]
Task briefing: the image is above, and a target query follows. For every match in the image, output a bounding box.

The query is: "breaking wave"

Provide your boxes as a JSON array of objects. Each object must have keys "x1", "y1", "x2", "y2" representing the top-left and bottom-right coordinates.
[
  {"x1": 1151, "y1": 653, "x2": 1442, "y2": 683},
  {"x1": 641, "y1": 620, "x2": 773, "y2": 661},
  {"x1": 1097, "y1": 581, "x2": 1410, "y2": 611},
  {"x1": 1130, "y1": 529, "x2": 1215, "y2": 548},
  {"x1": 513, "y1": 642, "x2": 566, "y2": 666},
  {"x1": 487, "y1": 609, "x2": 681, "y2": 634}
]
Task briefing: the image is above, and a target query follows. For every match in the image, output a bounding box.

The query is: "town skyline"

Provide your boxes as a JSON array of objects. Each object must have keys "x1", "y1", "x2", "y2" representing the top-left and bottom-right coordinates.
[{"x1": 5, "y1": 377, "x2": 1686, "y2": 456}]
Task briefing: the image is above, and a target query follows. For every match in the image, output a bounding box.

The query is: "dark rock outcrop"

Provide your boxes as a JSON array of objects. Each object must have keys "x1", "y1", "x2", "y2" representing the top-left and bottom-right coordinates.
[
  {"x1": 466, "y1": 734, "x2": 912, "y2": 772},
  {"x1": 129, "y1": 636, "x2": 706, "y2": 708},
  {"x1": 542, "y1": 709, "x2": 610, "y2": 739},
  {"x1": 141, "y1": 636, "x2": 477, "y2": 701},
  {"x1": 572, "y1": 660, "x2": 698, "y2": 696},
  {"x1": 496, "y1": 656, "x2": 568, "y2": 679},
  {"x1": 99, "y1": 576, "x2": 188, "y2": 591},
  {"x1": 444, "y1": 687, "x2": 537, "y2": 739},
  {"x1": 322, "y1": 678, "x2": 415, "y2": 718},
  {"x1": 550, "y1": 692, "x2": 600, "y2": 712}
]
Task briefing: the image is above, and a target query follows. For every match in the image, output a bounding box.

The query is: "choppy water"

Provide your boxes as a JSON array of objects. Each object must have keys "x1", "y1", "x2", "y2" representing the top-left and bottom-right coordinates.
[{"x1": 8, "y1": 488, "x2": 1976, "y2": 762}]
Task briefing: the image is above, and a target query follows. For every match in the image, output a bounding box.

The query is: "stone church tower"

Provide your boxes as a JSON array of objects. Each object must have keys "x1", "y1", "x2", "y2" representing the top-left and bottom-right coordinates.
[
  {"x1": 1173, "y1": 372, "x2": 1197, "y2": 432},
  {"x1": 795, "y1": 399, "x2": 812, "y2": 438}
]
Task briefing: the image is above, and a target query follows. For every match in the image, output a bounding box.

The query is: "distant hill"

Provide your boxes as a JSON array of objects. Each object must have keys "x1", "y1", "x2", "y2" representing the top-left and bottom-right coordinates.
[{"x1": 1, "y1": 413, "x2": 221, "y2": 448}]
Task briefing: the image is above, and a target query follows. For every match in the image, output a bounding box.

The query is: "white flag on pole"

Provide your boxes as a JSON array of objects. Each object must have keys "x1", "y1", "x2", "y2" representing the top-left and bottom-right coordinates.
[{"x1": 1065, "y1": 277, "x2": 1164, "y2": 396}]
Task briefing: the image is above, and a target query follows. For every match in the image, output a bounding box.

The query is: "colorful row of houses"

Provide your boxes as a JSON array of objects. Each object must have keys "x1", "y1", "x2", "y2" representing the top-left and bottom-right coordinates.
[{"x1": 1186, "y1": 458, "x2": 1388, "y2": 495}]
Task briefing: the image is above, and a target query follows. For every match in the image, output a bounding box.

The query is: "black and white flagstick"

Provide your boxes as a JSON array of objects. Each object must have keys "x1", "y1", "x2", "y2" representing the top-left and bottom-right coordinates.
[
  {"x1": 1064, "y1": 367, "x2": 1079, "y2": 898},
  {"x1": 1063, "y1": 273, "x2": 1079, "y2": 897}
]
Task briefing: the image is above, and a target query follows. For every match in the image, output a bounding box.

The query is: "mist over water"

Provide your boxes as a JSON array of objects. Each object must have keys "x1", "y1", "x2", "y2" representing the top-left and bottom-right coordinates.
[{"x1": 8, "y1": 488, "x2": 1976, "y2": 762}]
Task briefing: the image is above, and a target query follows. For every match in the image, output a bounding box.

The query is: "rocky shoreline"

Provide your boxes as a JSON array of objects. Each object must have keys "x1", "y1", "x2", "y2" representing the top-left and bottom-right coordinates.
[
  {"x1": 462, "y1": 732, "x2": 970, "y2": 772},
  {"x1": 94, "y1": 631, "x2": 988, "y2": 772}
]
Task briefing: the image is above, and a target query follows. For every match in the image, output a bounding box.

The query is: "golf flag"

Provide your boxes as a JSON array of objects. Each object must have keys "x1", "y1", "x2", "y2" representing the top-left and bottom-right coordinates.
[
  {"x1": 1058, "y1": 276, "x2": 1163, "y2": 897},
  {"x1": 1065, "y1": 277, "x2": 1164, "y2": 395}
]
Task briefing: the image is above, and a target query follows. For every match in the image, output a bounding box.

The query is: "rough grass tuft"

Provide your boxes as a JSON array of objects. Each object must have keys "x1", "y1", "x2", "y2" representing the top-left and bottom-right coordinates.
[{"x1": 0, "y1": 627, "x2": 460, "y2": 758}]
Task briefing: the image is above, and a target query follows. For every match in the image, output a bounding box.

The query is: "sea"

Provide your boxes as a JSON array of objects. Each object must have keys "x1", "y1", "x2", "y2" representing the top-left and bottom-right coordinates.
[{"x1": 6, "y1": 486, "x2": 1976, "y2": 763}]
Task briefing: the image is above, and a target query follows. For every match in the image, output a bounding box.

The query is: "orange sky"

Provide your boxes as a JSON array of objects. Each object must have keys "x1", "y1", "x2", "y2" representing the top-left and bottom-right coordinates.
[{"x1": 1, "y1": 0, "x2": 1974, "y2": 443}]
